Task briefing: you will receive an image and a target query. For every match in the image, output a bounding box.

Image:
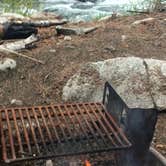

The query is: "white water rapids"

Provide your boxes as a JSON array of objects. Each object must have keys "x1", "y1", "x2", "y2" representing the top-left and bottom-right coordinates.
[{"x1": 40, "y1": 0, "x2": 147, "y2": 22}]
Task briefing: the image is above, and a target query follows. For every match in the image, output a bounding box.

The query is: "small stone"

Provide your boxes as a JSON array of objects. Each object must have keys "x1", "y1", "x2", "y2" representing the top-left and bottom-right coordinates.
[
  {"x1": 159, "y1": 33, "x2": 166, "y2": 40},
  {"x1": 104, "y1": 45, "x2": 116, "y2": 52},
  {"x1": 0, "y1": 58, "x2": 16, "y2": 71},
  {"x1": 11, "y1": 99, "x2": 23, "y2": 106},
  {"x1": 20, "y1": 75, "x2": 26, "y2": 79},
  {"x1": 46, "y1": 160, "x2": 53, "y2": 166},
  {"x1": 64, "y1": 36, "x2": 72, "y2": 41},
  {"x1": 49, "y1": 49, "x2": 56, "y2": 53},
  {"x1": 121, "y1": 35, "x2": 127, "y2": 42},
  {"x1": 156, "y1": 144, "x2": 166, "y2": 149},
  {"x1": 69, "y1": 161, "x2": 77, "y2": 166}
]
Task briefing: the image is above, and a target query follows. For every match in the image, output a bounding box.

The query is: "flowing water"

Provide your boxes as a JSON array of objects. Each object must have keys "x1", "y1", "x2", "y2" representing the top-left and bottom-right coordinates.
[
  {"x1": 39, "y1": 0, "x2": 135, "y2": 22},
  {"x1": 0, "y1": 0, "x2": 165, "y2": 22}
]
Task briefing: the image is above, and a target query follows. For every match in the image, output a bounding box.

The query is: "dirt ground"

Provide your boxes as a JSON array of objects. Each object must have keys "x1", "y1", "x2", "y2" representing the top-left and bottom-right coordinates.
[{"x1": 0, "y1": 12, "x2": 166, "y2": 159}]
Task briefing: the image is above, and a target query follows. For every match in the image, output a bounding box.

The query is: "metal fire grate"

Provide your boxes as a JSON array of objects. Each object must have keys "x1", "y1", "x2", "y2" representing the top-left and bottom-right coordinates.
[{"x1": 0, "y1": 102, "x2": 131, "y2": 163}]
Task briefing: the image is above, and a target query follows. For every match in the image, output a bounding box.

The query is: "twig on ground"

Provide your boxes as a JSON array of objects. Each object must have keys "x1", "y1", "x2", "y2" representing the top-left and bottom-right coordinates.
[{"x1": 0, "y1": 47, "x2": 44, "y2": 64}]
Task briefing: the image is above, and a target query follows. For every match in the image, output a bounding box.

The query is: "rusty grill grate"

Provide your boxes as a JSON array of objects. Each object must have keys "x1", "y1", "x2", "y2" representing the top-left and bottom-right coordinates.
[{"x1": 0, "y1": 102, "x2": 131, "y2": 163}]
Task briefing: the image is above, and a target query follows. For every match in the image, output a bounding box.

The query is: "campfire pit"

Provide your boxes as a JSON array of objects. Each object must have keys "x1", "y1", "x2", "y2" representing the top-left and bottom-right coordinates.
[
  {"x1": 0, "y1": 82, "x2": 163, "y2": 166},
  {"x1": 0, "y1": 83, "x2": 131, "y2": 164}
]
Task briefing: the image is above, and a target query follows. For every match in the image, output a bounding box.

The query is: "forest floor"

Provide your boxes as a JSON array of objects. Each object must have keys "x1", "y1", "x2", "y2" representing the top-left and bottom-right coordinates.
[{"x1": 0, "y1": 12, "x2": 166, "y2": 159}]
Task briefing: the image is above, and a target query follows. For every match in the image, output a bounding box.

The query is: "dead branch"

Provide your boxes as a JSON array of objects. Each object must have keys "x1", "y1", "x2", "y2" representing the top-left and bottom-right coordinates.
[
  {"x1": 11, "y1": 19, "x2": 68, "y2": 27},
  {"x1": 127, "y1": 10, "x2": 150, "y2": 14},
  {"x1": 0, "y1": 34, "x2": 44, "y2": 64},
  {"x1": 0, "y1": 47, "x2": 44, "y2": 64},
  {"x1": 0, "y1": 34, "x2": 38, "y2": 51}
]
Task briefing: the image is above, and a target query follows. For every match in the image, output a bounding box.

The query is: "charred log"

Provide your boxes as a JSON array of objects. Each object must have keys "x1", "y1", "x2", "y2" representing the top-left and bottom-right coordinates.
[{"x1": 3, "y1": 24, "x2": 38, "y2": 40}]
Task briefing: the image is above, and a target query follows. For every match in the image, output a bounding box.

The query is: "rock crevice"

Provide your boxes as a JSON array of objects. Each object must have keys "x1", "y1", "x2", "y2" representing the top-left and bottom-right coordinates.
[{"x1": 143, "y1": 59, "x2": 157, "y2": 109}]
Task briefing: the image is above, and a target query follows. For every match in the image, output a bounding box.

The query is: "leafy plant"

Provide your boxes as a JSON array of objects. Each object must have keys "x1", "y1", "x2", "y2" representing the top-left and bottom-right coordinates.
[
  {"x1": 127, "y1": 0, "x2": 162, "y2": 12},
  {"x1": 0, "y1": 0, "x2": 40, "y2": 15}
]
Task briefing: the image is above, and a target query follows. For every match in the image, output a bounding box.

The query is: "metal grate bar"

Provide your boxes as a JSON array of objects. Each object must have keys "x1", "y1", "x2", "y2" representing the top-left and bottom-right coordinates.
[
  {"x1": 0, "y1": 112, "x2": 7, "y2": 161},
  {"x1": 50, "y1": 105, "x2": 69, "y2": 144},
  {"x1": 38, "y1": 107, "x2": 56, "y2": 153},
  {"x1": 18, "y1": 109, "x2": 32, "y2": 154},
  {"x1": 5, "y1": 110, "x2": 16, "y2": 160},
  {"x1": 70, "y1": 105, "x2": 89, "y2": 140},
  {"x1": 99, "y1": 104, "x2": 131, "y2": 146},
  {"x1": 45, "y1": 107, "x2": 61, "y2": 143},
  {"x1": 0, "y1": 102, "x2": 131, "y2": 163},
  {"x1": 11, "y1": 109, "x2": 24, "y2": 158},
  {"x1": 81, "y1": 104, "x2": 107, "y2": 145},
  {"x1": 75, "y1": 104, "x2": 102, "y2": 148},
  {"x1": 25, "y1": 108, "x2": 40, "y2": 154},
  {"x1": 94, "y1": 103, "x2": 124, "y2": 146},
  {"x1": 87, "y1": 103, "x2": 117, "y2": 146}
]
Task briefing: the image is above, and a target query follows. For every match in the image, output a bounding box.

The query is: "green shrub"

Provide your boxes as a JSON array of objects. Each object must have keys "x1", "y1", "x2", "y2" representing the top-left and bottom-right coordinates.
[
  {"x1": 128, "y1": 0, "x2": 162, "y2": 12},
  {"x1": 1, "y1": 0, "x2": 40, "y2": 16}
]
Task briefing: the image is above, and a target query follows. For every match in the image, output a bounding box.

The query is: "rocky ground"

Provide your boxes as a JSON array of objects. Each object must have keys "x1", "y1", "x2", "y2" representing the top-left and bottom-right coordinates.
[{"x1": 0, "y1": 12, "x2": 166, "y2": 161}]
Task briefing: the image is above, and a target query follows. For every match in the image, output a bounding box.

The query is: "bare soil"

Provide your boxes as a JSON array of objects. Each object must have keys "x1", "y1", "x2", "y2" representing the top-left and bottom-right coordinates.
[{"x1": 0, "y1": 12, "x2": 166, "y2": 160}]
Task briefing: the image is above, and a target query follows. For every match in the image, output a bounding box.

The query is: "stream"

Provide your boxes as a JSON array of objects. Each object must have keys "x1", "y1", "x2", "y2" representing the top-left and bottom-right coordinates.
[
  {"x1": 0, "y1": 0, "x2": 165, "y2": 22},
  {"x1": 39, "y1": 0, "x2": 138, "y2": 22}
]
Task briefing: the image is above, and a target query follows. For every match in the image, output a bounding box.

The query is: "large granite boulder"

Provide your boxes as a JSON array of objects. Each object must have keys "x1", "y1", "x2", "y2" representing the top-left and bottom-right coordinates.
[{"x1": 62, "y1": 57, "x2": 166, "y2": 110}]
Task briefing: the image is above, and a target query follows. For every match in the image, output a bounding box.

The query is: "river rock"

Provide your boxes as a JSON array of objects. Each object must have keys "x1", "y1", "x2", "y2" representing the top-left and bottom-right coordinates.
[{"x1": 62, "y1": 57, "x2": 166, "y2": 110}]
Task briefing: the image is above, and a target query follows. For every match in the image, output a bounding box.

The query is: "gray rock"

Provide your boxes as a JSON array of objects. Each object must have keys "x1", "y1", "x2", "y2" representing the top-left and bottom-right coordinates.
[
  {"x1": 64, "y1": 35, "x2": 72, "y2": 41},
  {"x1": 11, "y1": 99, "x2": 23, "y2": 106},
  {"x1": 63, "y1": 57, "x2": 166, "y2": 110},
  {"x1": 0, "y1": 58, "x2": 16, "y2": 71},
  {"x1": 46, "y1": 160, "x2": 53, "y2": 166}
]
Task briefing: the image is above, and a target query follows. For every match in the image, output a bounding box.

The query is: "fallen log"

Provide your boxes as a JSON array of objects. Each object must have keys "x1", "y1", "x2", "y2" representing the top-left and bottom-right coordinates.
[
  {"x1": 131, "y1": 18, "x2": 155, "y2": 26},
  {"x1": 56, "y1": 26, "x2": 98, "y2": 35},
  {"x1": 0, "y1": 22, "x2": 38, "y2": 39},
  {"x1": 1, "y1": 18, "x2": 68, "y2": 27},
  {"x1": 0, "y1": 18, "x2": 67, "y2": 39},
  {"x1": 0, "y1": 35, "x2": 44, "y2": 64},
  {"x1": 4, "y1": 24, "x2": 38, "y2": 39},
  {"x1": 0, "y1": 47, "x2": 44, "y2": 64},
  {"x1": 0, "y1": 34, "x2": 38, "y2": 51},
  {"x1": 15, "y1": 19, "x2": 68, "y2": 27}
]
